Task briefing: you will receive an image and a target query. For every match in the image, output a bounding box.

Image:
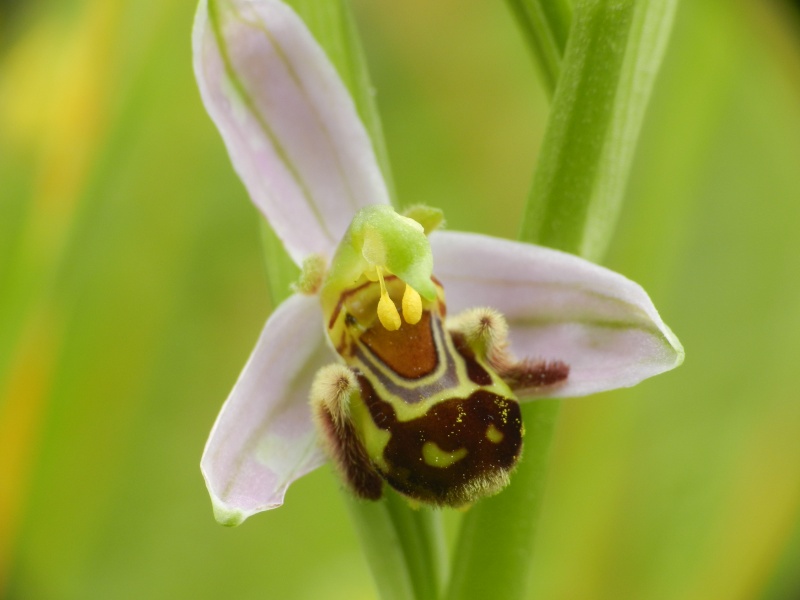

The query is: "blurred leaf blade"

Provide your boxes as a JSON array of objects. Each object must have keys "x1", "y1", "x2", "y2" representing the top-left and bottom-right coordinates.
[
  {"x1": 521, "y1": 0, "x2": 679, "y2": 261},
  {"x1": 505, "y1": 0, "x2": 572, "y2": 93}
]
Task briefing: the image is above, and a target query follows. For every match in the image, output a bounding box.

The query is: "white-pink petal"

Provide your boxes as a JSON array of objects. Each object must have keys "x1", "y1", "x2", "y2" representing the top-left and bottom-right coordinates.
[
  {"x1": 431, "y1": 231, "x2": 684, "y2": 398},
  {"x1": 193, "y1": 0, "x2": 390, "y2": 264},
  {"x1": 201, "y1": 294, "x2": 335, "y2": 525}
]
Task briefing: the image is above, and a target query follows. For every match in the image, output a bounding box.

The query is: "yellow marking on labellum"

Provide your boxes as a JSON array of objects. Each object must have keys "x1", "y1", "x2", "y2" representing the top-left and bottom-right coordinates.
[
  {"x1": 422, "y1": 441, "x2": 468, "y2": 468},
  {"x1": 350, "y1": 392, "x2": 392, "y2": 471},
  {"x1": 402, "y1": 284, "x2": 422, "y2": 325},
  {"x1": 486, "y1": 424, "x2": 504, "y2": 444}
]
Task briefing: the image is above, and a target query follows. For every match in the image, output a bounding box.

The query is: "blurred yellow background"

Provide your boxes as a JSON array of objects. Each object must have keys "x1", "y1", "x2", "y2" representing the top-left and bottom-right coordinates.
[{"x1": 2, "y1": 0, "x2": 800, "y2": 598}]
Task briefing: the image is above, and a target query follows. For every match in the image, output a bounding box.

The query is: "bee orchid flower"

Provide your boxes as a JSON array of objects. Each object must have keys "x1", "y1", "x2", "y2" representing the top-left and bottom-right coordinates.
[{"x1": 193, "y1": 0, "x2": 684, "y2": 526}]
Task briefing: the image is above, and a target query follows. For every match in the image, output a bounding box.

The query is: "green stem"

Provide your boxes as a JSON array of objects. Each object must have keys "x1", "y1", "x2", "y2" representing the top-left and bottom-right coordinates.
[
  {"x1": 447, "y1": 1, "x2": 679, "y2": 599},
  {"x1": 287, "y1": 0, "x2": 396, "y2": 199},
  {"x1": 445, "y1": 400, "x2": 560, "y2": 600},
  {"x1": 342, "y1": 495, "x2": 419, "y2": 600},
  {"x1": 346, "y1": 490, "x2": 448, "y2": 600},
  {"x1": 384, "y1": 491, "x2": 449, "y2": 600},
  {"x1": 505, "y1": 0, "x2": 572, "y2": 94},
  {"x1": 342, "y1": 492, "x2": 447, "y2": 600}
]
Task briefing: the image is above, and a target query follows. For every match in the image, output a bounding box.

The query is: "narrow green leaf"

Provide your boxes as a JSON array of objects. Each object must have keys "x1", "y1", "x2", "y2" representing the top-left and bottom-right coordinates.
[
  {"x1": 447, "y1": 1, "x2": 679, "y2": 599},
  {"x1": 505, "y1": 0, "x2": 572, "y2": 94},
  {"x1": 521, "y1": 0, "x2": 679, "y2": 262}
]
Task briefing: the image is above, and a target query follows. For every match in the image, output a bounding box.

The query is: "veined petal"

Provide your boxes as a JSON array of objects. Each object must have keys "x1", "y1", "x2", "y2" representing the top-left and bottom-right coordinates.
[
  {"x1": 430, "y1": 231, "x2": 684, "y2": 398},
  {"x1": 201, "y1": 294, "x2": 335, "y2": 525},
  {"x1": 193, "y1": 0, "x2": 390, "y2": 264}
]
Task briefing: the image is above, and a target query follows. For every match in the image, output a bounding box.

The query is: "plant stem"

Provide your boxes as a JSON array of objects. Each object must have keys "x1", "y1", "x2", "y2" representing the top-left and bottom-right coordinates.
[
  {"x1": 384, "y1": 491, "x2": 449, "y2": 600},
  {"x1": 342, "y1": 495, "x2": 419, "y2": 600},
  {"x1": 343, "y1": 491, "x2": 447, "y2": 600}
]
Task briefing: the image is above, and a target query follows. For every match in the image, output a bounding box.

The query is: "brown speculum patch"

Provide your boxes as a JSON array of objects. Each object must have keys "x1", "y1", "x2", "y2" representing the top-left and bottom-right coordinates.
[
  {"x1": 360, "y1": 377, "x2": 523, "y2": 506},
  {"x1": 359, "y1": 307, "x2": 438, "y2": 379}
]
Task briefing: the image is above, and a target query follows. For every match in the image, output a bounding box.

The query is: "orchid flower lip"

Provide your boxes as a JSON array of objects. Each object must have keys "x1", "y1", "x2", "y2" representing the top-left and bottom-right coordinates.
[{"x1": 194, "y1": 0, "x2": 684, "y2": 522}]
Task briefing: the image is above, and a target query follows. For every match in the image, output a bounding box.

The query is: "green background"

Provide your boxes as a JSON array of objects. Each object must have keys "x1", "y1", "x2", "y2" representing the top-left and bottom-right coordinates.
[{"x1": 2, "y1": 0, "x2": 800, "y2": 598}]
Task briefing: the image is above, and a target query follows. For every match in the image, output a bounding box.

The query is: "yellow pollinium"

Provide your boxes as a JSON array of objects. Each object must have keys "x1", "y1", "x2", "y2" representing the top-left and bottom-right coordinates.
[
  {"x1": 377, "y1": 293, "x2": 401, "y2": 331},
  {"x1": 375, "y1": 267, "x2": 423, "y2": 331},
  {"x1": 402, "y1": 285, "x2": 422, "y2": 325}
]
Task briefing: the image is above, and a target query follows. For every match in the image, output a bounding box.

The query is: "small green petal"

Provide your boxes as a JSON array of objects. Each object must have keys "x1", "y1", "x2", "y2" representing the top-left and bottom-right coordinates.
[{"x1": 403, "y1": 204, "x2": 445, "y2": 235}]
